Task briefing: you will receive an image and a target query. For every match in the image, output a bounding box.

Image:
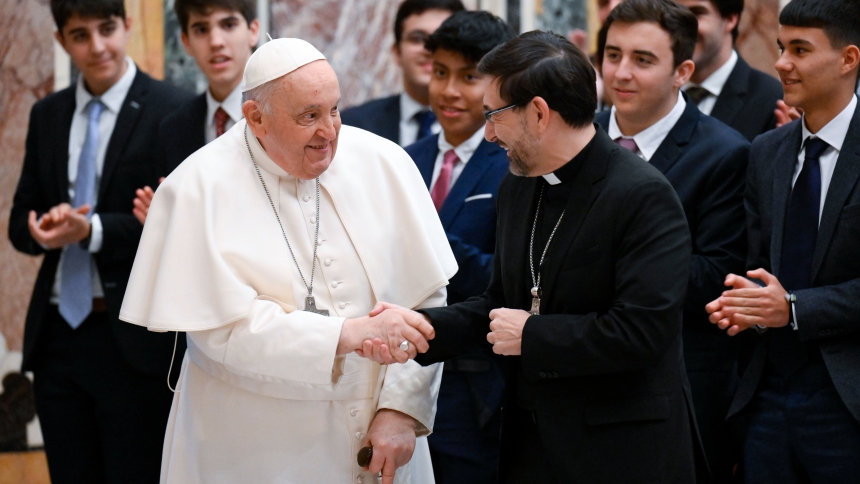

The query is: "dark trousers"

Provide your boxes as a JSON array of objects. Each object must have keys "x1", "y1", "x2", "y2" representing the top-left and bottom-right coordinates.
[
  {"x1": 744, "y1": 361, "x2": 860, "y2": 484},
  {"x1": 499, "y1": 405, "x2": 559, "y2": 484},
  {"x1": 32, "y1": 307, "x2": 174, "y2": 484},
  {"x1": 687, "y1": 364, "x2": 740, "y2": 483}
]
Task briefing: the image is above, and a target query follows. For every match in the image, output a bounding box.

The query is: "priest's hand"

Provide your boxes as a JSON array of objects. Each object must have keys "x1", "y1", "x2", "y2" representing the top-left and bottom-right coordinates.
[
  {"x1": 487, "y1": 308, "x2": 530, "y2": 356},
  {"x1": 28, "y1": 204, "x2": 91, "y2": 249},
  {"x1": 355, "y1": 302, "x2": 436, "y2": 364},
  {"x1": 133, "y1": 177, "x2": 165, "y2": 225},
  {"x1": 339, "y1": 306, "x2": 434, "y2": 364},
  {"x1": 364, "y1": 409, "x2": 417, "y2": 484}
]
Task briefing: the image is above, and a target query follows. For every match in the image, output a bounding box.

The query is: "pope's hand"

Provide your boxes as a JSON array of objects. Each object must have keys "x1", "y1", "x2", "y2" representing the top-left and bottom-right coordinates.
[
  {"x1": 339, "y1": 304, "x2": 434, "y2": 364},
  {"x1": 364, "y1": 409, "x2": 417, "y2": 484}
]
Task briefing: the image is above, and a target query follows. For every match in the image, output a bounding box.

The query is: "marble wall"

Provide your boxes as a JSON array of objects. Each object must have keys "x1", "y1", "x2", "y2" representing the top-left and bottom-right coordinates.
[
  {"x1": 0, "y1": 0, "x2": 54, "y2": 354},
  {"x1": 737, "y1": 0, "x2": 780, "y2": 78}
]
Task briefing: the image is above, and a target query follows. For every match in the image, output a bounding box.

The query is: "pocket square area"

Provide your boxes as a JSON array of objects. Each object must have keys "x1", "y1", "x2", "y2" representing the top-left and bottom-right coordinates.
[{"x1": 464, "y1": 193, "x2": 493, "y2": 202}]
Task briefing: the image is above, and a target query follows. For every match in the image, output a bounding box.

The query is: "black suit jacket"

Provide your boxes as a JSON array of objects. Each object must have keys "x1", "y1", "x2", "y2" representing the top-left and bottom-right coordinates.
[
  {"x1": 340, "y1": 94, "x2": 400, "y2": 144},
  {"x1": 710, "y1": 56, "x2": 783, "y2": 142},
  {"x1": 597, "y1": 98, "x2": 749, "y2": 364},
  {"x1": 9, "y1": 69, "x2": 192, "y2": 375},
  {"x1": 157, "y1": 92, "x2": 206, "y2": 174},
  {"x1": 416, "y1": 128, "x2": 697, "y2": 482},
  {"x1": 729, "y1": 106, "x2": 860, "y2": 422}
]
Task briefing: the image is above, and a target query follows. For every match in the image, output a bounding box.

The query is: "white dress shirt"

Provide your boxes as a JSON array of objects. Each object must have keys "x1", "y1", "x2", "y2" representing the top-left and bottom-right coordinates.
[
  {"x1": 794, "y1": 94, "x2": 857, "y2": 223},
  {"x1": 430, "y1": 126, "x2": 486, "y2": 189},
  {"x1": 608, "y1": 91, "x2": 687, "y2": 162},
  {"x1": 399, "y1": 92, "x2": 441, "y2": 147},
  {"x1": 50, "y1": 58, "x2": 137, "y2": 302},
  {"x1": 204, "y1": 83, "x2": 243, "y2": 143},
  {"x1": 684, "y1": 50, "x2": 738, "y2": 116}
]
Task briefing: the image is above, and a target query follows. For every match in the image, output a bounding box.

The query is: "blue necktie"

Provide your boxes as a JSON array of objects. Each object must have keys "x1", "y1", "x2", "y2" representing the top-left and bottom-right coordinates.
[
  {"x1": 59, "y1": 99, "x2": 104, "y2": 328},
  {"x1": 414, "y1": 110, "x2": 436, "y2": 141},
  {"x1": 769, "y1": 137, "x2": 829, "y2": 375}
]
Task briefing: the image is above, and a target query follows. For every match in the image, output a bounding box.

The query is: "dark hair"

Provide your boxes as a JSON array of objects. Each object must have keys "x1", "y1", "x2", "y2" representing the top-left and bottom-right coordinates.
[
  {"x1": 478, "y1": 30, "x2": 597, "y2": 128},
  {"x1": 602, "y1": 0, "x2": 698, "y2": 68},
  {"x1": 394, "y1": 0, "x2": 465, "y2": 45},
  {"x1": 174, "y1": 0, "x2": 257, "y2": 34},
  {"x1": 780, "y1": 0, "x2": 860, "y2": 50},
  {"x1": 707, "y1": 0, "x2": 744, "y2": 41},
  {"x1": 51, "y1": 0, "x2": 125, "y2": 32},
  {"x1": 424, "y1": 11, "x2": 515, "y2": 64}
]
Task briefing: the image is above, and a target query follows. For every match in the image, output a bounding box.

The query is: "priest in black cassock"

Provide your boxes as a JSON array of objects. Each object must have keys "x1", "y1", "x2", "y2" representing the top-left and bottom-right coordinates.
[{"x1": 362, "y1": 31, "x2": 700, "y2": 483}]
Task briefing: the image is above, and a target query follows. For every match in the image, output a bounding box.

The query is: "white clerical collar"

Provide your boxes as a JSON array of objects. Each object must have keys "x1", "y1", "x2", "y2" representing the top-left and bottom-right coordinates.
[
  {"x1": 400, "y1": 92, "x2": 430, "y2": 124},
  {"x1": 608, "y1": 91, "x2": 687, "y2": 161},
  {"x1": 75, "y1": 56, "x2": 137, "y2": 115},
  {"x1": 206, "y1": 83, "x2": 244, "y2": 125},
  {"x1": 685, "y1": 50, "x2": 738, "y2": 99},
  {"x1": 541, "y1": 173, "x2": 562, "y2": 185},
  {"x1": 437, "y1": 126, "x2": 485, "y2": 165},
  {"x1": 244, "y1": 120, "x2": 292, "y2": 178},
  {"x1": 801, "y1": 94, "x2": 857, "y2": 152}
]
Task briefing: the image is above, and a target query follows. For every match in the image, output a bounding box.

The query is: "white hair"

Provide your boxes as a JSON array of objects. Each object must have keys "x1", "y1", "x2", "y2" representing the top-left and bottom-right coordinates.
[{"x1": 242, "y1": 79, "x2": 282, "y2": 114}]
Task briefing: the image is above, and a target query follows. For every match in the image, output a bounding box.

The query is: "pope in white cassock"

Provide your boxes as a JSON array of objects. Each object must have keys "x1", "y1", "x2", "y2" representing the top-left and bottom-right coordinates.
[{"x1": 119, "y1": 38, "x2": 457, "y2": 484}]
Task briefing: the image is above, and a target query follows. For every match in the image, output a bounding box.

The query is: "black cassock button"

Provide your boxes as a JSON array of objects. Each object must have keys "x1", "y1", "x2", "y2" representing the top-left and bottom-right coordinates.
[{"x1": 357, "y1": 446, "x2": 373, "y2": 467}]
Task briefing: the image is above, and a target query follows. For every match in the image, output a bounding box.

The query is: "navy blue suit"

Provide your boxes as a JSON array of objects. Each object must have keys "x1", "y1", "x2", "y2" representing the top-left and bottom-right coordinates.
[
  {"x1": 597, "y1": 97, "x2": 749, "y2": 482},
  {"x1": 405, "y1": 134, "x2": 509, "y2": 484},
  {"x1": 341, "y1": 94, "x2": 400, "y2": 144},
  {"x1": 709, "y1": 56, "x2": 783, "y2": 142}
]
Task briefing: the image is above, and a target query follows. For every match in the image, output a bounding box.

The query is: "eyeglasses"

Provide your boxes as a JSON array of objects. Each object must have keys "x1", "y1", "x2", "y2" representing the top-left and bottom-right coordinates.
[{"x1": 482, "y1": 103, "x2": 517, "y2": 123}]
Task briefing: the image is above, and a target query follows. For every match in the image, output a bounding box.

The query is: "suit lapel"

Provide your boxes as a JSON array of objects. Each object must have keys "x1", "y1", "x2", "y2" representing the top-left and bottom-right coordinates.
[
  {"x1": 811, "y1": 108, "x2": 860, "y2": 280},
  {"x1": 438, "y1": 140, "x2": 500, "y2": 229},
  {"x1": 770, "y1": 122, "x2": 804, "y2": 277},
  {"x1": 99, "y1": 70, "x2": 148, "y2": 201},
  {"x1": 54, "y1": 88, "x2": 76, "y2": 202},
  {"x1": 382, "y1": 96, "x2": 401, "y2": 144},
  {"x1": 649, "y1": 96, "x2": 697, "y2": 175},
  {"x1": 539, "y1": 130, "x2": 610, "y2": 309},
  {"x1": 190, "y1": 93, "x2": 207, "y2": 151},
  {"x1": 412, "y1": 135, "x2": 438, "y2": 188},
  {"x1": 505, "y1": 176, "x2": 540, "y2": 309},
  {"x1": 710, "y1": 57, "x2": 750, "y2": 125}
]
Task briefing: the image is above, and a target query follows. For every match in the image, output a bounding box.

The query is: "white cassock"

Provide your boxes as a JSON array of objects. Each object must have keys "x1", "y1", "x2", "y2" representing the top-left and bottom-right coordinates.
[{"x1": 120, "y1": 120, "x2": 458, "y2": 484}]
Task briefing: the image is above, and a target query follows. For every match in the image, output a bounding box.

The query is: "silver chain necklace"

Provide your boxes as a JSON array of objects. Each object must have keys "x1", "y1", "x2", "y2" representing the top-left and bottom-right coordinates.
[
  {"x1": 244, "y1": 125, "x2": 329, "y2": 316},
  {"x1": 528, "y1": 184, "x2": 565, "y2": 315}
]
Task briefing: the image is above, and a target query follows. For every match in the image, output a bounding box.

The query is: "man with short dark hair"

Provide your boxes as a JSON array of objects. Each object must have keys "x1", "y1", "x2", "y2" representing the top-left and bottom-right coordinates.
[
  {"x1": 596, "y1": 0, "x2": 749, "y2": 481},
  {"x1": 366, "y1": 30, "x2": 697, "y2": 483},
  {"x1": 404, "y1": 11, "x2": 513, "y2": 483},
  {"x1": 677, "y1": 0, "x2": 784, "y2": 141},
  {"x1": 707, "y1": 0, "x2": 860, "y2": 482},
  {"x1": 340, "y1": 0, "x2": 464, "y2": 147},
  {"x1": 8, "y1": 1, "x2": 191, "y2": 482}
]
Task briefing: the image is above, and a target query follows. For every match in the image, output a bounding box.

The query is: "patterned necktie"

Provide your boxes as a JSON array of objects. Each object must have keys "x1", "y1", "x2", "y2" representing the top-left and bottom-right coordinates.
[
  {"x1": 214, "y1": 107, "x2": 229, "y2": 138},
  {"x1": 59, "y1": 99, "x2": 104, "y2": 328},
  {"x1": 414, "y1": 110, "x2": 436, "y2": 141},
  {"x1": 615, "y1": 137, "x2": 640, "y2": 155},
  {"x1": 769, "y1": 137, "x2": 829, "y2": 376},
  {"x1": 686, "y1": 86, "x2": 711, "y2": 106},
  {"x1": 431, "y1": 150, "x2": 458, "y2": 212}
]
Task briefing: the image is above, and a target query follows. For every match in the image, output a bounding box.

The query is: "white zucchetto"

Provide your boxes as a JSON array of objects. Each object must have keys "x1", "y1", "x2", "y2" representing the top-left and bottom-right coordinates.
[{"x1": 241, "y1": 38, "x2": 326, "y2": 92}]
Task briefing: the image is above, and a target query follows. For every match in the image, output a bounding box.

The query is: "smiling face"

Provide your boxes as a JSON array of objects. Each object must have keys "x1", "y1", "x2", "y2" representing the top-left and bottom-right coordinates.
[
  {"x1": 483, "y1": 79, "x2": 539, "y2": 176},
  {"x1": 250, "y1": 61, "x2": 342, "y2": 180},
  {"x1": 602, "y1": 21, "x2": 693, "y2": 135},
  {"x1": 429, "y1": 49, "x2": 490, "y2": 146},
  {"x1": 181, "y1": 8, "x2": 259, "y2": 101},
  {"x1": 55, "y1": 13, "x2": 131, "y2": 96},
  {"x1": 393, "y1": 9, "x2": 454, "y2": 101},
  {"x1": 675, "y1": 0, "x2": 736, "y2": 79}
]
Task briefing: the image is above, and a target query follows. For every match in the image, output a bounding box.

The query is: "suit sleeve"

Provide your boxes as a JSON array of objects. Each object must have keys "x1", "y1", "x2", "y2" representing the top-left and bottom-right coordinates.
[
  {"x1": 685, "y1": 142, "x2": 749, "y2": 314},
  {"x1": 795, "y1": 278, "x2": 860, "y2": 341},
  {"x1": 446, "y1": 233, "x2": 494, "y2": 301},
  {"x1": 9, "y1": 102, "x2": 50, "y2": 256},
  {"x1": 745, "y1": 140, "x2": 769, "y2": 272},
  {"x1": 520, "y1": 178, "x2": 692, "y2": 378}
]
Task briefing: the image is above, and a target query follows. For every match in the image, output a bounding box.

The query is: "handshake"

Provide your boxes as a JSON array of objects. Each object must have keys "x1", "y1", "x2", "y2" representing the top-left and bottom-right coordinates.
[{"x1": 336, "y1": 302, "x2": 435, "y2": 365}]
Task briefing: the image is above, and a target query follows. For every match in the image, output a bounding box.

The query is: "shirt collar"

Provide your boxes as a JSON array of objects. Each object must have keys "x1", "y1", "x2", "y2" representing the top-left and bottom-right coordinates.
[
  {"x1": 607, "y1": 91, "x2": 686, "y2": 161},
  {"x1": 437, "y1": 126, "x2": 486, "y2": 165},
  {"x1": 206, "y1": 83, "x2": 244, "y2": 124},
  {"x1": 75, "y1": 57, "x2": 137, "y2": 115},
  {"x1": 400, "y1": 92, "x2": 430, "y2": 123},
  {"x1": 801, "y1": 94, "x2": 857, "y2": 152},
  {"x1": 541, "y1": 128, "x2": 597, "y2": 185},
  {"x1": 685, "y1": 50, "x2": 738, "y2": 99}
]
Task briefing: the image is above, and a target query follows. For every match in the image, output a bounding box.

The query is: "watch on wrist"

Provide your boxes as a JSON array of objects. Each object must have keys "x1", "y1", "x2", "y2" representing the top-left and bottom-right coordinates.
[{"x1": 785, "y1": 292, "x2": 797, "y2": 330}]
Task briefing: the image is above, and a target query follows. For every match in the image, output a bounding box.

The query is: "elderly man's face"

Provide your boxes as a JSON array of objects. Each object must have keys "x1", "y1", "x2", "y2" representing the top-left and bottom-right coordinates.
[{"x1": 260, "y1": 61, "x2": 342, "y2": 179}]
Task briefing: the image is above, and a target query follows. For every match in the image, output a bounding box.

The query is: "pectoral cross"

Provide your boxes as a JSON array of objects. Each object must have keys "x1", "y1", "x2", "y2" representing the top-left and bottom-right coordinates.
[
  {"x1": 305, "y1": 296, "x2": 329, "y2": 316},
  {"x1": 529, "y1": 286, "x2": 541, "y2": 315}
]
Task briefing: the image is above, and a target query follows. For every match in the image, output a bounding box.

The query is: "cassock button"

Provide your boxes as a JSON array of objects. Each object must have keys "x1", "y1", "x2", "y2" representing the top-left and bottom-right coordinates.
[
  {"x1": 310, "y1": 217, "x2": 316, "y2": 224},
  {"x1": 332, "y1": 281, "x2": 339, "y2": 288},
  {"x1": 302, "y1": 195, "x2": 310, "y2": 202},
  {"x1": 350, "y1": 408, "x2": 358, "y2": 416},
  {"x1": 355, "y1": 432, "x2": 363, "y2": 440},
  {"x1": 357, "y1": 477, "x2": 363, "y2": 484},
  {"x1": 339, "y1": 303, "x2": 347, "y2": 309},
  {"x1": 325, "y1": 259, "x2": 332, "y2": 266},
  {"x1": 539, "y1": 372, "x2": 547, "y2": 379}
]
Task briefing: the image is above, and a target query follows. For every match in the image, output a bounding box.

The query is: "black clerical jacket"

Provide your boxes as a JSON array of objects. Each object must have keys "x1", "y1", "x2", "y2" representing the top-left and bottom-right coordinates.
[{"x1": 416, "y1": 127, "x2": 698, "y2": 482}]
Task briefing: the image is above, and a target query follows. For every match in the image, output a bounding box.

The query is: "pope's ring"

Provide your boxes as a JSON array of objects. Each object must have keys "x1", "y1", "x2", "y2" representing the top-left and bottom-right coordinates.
[{"x1": 399, "y1": 340, "x2": 409, "y2": 351}]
